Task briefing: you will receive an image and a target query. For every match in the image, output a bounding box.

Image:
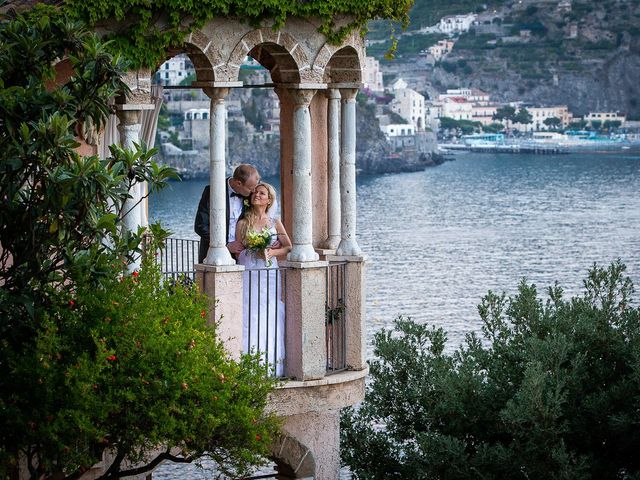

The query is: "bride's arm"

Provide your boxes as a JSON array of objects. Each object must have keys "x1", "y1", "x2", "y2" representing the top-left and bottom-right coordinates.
[
  {"x1": 234, "y1": 219, "x2": 247, "y2": 252},
  {"x1": 268, "y1": 219, "x2": 291, "y2": 258}
]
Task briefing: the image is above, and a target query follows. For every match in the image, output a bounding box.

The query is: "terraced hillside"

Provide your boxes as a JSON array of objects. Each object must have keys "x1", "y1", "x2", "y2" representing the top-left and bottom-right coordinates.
[{"x1": 369, "y1": 0, "x2": 640, "y2": 119}]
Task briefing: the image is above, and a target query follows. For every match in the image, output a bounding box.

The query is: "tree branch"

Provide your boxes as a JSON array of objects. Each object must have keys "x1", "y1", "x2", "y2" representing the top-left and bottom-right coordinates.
[{"x1": 95, "y1": 449, "x2": 195, "y2": 480}]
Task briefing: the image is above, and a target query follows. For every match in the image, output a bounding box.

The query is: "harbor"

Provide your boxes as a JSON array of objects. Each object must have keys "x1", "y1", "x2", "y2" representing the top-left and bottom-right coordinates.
[{"x1": 439, "y1": 131, "x2": 637, "y2": 155}]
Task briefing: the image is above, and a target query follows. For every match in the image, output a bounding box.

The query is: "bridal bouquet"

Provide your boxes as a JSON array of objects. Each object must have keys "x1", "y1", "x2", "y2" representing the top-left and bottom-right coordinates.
[{"x1": 246, "y1": 227, "x2": 275, "y2": 266}]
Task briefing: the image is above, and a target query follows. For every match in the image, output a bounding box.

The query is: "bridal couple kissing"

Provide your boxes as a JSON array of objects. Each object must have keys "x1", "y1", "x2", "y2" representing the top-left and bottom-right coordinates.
[{"x1": 194, "y1": 164, "x2": 290, "y2": 376}]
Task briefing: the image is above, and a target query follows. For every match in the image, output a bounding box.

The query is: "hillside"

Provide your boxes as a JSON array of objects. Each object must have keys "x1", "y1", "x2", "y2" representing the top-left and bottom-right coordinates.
[{"x1": 368, "y1": 0, "x2": 640, "y2": 119}]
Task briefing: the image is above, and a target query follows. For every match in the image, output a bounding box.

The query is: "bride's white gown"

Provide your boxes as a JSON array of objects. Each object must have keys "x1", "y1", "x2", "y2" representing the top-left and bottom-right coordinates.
[{"x1": 237, "y1": 225, "x2": 286, "y2": 377}]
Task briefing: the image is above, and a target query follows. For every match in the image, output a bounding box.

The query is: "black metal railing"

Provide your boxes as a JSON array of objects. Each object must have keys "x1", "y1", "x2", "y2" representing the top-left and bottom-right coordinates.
[
  {"x1": 156, "y1": 237, "x2": 200, "y2": 281},
  {"x1": 152, "y1": 238, "x2": 349, "y2": 376},
  {"x1": 326, "y1": 261, "x2": 347, "y2": 373},
  {"x1": 244, "y1": 266, "x2": 288, "y2": 378}
]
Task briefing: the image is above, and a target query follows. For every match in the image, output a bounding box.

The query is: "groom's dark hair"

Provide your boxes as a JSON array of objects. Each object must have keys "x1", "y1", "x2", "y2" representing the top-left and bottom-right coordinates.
[{"x1": 233, "y1": 164, "x2": 259, "y2": 184}]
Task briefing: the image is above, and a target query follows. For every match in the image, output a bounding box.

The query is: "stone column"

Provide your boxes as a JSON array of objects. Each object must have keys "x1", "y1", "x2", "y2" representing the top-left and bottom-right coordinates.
[
  {"x1": 202, "y1": 87, "x2": 234, "y2": 266},
  {"x1": 115, "y1": 108, "x2": 143, "y2": 234},
  {"x1": 288, "y1": 88, "x2": 319, "y2": 263},
  {"x1": 195, "y1": 85, "x2": 244, "y2": 360},
  {"x1": 321, "y1": 89, "x2": 341, "y2": 251},
  {"x1": 336, "y1": 88, "x2": 362, "y2": 257}
]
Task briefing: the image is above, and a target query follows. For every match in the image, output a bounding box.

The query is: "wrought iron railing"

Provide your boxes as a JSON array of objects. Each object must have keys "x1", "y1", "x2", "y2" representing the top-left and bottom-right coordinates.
[
  {"x1": 243, "y1": 266, "x2": 288, "y2": 378},
  {"x1": 326, "y1": 261, "x2": 347, "y2": 373},
  {"x1": 152, "y1": 238, "x2": 348, "y2": 376},
  {"x1": 156, "y1": 237, "x2": 200, "y2": 281}
]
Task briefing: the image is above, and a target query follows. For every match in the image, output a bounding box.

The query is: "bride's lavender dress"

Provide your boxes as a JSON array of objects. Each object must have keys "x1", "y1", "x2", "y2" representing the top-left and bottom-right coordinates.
[{"x1": 237, "y1": 225, "x2": 286, "y2": 376}]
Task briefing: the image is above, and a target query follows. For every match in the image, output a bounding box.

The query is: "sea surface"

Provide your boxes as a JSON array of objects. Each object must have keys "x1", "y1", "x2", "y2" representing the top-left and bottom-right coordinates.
[{"x1": 149, "y1": 148, "x2": 640, "y2": 478}]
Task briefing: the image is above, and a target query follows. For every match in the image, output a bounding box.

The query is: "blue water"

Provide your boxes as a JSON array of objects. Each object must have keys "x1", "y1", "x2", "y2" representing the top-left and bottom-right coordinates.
[
  {"x1": 150, "y1": 150, "x2": 640, "y2": 351},
  {"x1": 149, "y1": 149, "x2": 640, "y2": 478}
]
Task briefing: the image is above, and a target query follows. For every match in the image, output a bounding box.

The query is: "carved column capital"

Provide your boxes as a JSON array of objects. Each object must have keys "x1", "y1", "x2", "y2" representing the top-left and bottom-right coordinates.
[
  {"x1": 324, "y1": 88, "x2": 341, "y2": 101},
  {"x1": 115, "y1": 108, "x2": 142, "y2": 125},
  {"x1": 276, "y1": 88, "x2": 316, "y2": 108},
  {"x1": 203, "y1": 87, "x2": 230, "y2": 103},
  {"x1": 338, "y1": 87, "x2": 358, "y2": 102}
]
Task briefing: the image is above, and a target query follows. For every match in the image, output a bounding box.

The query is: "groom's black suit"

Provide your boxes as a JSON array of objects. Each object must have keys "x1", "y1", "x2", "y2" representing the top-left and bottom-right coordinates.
[{"x1": 194, "y1": 180, "x2": 232, "y2": 263}]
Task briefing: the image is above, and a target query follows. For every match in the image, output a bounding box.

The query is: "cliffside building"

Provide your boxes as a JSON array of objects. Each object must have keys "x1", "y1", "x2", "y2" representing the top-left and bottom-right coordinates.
[
  {"x1": 441, "y1": 96, "x2": 473, "y2": 121},
  {"x1": 380, "y1": 123, "x2": 415, "y2": 137},
  {"x1": 526, "y1": 105, "x2": 573, "y2": 131},
  {"x1": 183, "y1": 108, "x2": 210, "y2": 150},
  {"x1": 472, "y1": 104, "x2": 499, "y2": 126},
  {"x1": 390, "y1": 88, "x2": 426, "y2": 130},
  {"x1": 440, "y1": 88, "x2": 491, "y2": 105},
  {"x1": 427, "y1": 39, "x2": 455, "y2": 61},
  {"x1": 438, "y1": 13, "x2": 477, "y2": 34},
  {"x1": 584, "y1": 111, "x2": 626, "y2": 127},
  {"x1": 156, "y1": 53, "x2": 195, "y2": 86},
  {"x1": 363, "y1": 56, "x2": 384, "y2": 92}
]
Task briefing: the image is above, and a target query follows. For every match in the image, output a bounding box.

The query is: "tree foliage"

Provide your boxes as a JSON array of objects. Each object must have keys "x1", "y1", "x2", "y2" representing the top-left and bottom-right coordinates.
[
  {"x1": 482, "y1": 122, "x2": 505, "y2": 133},
  {"x1": 342, "y1": 262, "x2": 640, "y2": 479},
  {"x1": 57, "y1": 0, "x2": 415, "y2": 69},
  {"x1": 492, "y1": 105, "x2": 516, "y2": 124},
  {"x1": 438, "y1": 116, "x2": 481, "y2": 135},
  {"x1": 1, "y1": 9, "x2": 277, "y2": 479},
  {"x1": 603, "y1": 119, "x2": 622, "y2": 131},
  {"x1": 513, "y1": 107, "x2": 533, "y2": 126},
  {"x1": 543, "y1": 116, "x2": 562, "y2": 130}
]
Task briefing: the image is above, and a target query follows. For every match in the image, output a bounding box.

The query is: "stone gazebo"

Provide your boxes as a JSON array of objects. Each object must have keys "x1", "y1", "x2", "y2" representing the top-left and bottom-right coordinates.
[{"x1": 111, "y1": 17, "x2": 368, "y2": 480}]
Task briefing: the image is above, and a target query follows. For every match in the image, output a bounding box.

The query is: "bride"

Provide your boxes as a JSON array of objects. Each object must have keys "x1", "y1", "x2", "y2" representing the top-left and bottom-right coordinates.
[{"x1": 235, "y1": 183, "x2": 291, "y2": 376}]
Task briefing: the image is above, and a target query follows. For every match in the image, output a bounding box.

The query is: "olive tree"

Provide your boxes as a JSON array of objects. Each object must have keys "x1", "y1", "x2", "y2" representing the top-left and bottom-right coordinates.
[{"x1": 342, "y1": 261, "x2": 640, "y2": 479}]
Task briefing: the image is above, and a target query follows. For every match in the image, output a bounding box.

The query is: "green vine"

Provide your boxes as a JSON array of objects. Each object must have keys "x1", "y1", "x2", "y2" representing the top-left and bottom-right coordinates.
[{"x1": 60, "y1": 0, "x2": 414, "y2": 69}]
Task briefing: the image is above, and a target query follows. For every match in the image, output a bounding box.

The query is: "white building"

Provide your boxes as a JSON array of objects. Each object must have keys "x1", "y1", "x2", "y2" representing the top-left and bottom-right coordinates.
[
  {"x1": 526, "y1": 106, "x2": 572, "y2": 130},
  {"x1": 472, "y1": 104, "x2": 499, "y2": 126},
  {"x1": 363, "y1": 56, "x2": 384, "y2": 92},
  {"x1": 441, "y1": 96, "x2": 473, "y2": 121},
  {"x1": 440, "y1": 88, "x2": 490, "y2": 105},
  {"x1": 438, "y1": 13, "x2": 477, "y2": 34},
  {"x1": 183, "y1": 108, "x2": 210, "y2": 149},
  {"x1": 391, "y1": 78, "x2": 408, "y2": 91},
  {"x1": 584, "y1": 111, "x2": 626, "y2": 127},
  {"x1": 157, "y1": 54, "x2": 194, "y2": 86},
  {"x1": 380, "y1": 123, "x2": 416, "y2": 137},
  {"x1": 390, "y1": 88, "x2": 426, "y2": 130}
]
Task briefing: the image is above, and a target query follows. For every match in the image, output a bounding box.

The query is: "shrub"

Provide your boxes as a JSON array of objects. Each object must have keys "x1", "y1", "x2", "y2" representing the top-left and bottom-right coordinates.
[
  {"x1": 0, "y1": 9, "x2": 277, "y2": 479},
  {"x1": 342, "y1": 262, "x2": 640, "y2": 480}
]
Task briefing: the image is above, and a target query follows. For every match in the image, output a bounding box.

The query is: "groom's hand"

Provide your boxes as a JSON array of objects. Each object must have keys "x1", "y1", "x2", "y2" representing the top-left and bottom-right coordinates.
[{"x1": 227, "y1": 240, "x2": 244, "y2": 254}]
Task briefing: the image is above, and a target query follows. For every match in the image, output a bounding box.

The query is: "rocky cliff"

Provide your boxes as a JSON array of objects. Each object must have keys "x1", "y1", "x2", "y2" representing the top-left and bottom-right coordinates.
[{"x1": 222, "y1": 99, "x2": 439, "y2": 176}]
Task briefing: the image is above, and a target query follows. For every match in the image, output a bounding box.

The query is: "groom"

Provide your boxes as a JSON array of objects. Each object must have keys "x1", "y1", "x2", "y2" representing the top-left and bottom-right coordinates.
[{"x1": 194, "y1": 164, "x2": 260, "y2": 263}]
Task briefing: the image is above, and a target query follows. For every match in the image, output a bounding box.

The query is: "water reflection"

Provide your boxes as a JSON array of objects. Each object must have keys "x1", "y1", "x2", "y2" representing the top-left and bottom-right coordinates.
[{"x1": 149, "y1": 150, "x2": 640, "y2": 478}]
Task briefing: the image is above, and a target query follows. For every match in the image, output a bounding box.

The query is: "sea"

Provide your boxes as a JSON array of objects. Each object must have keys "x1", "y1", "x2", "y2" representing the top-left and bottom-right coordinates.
[{"x1": 149, "y1": 147, "x2": 640, "y2": 478}]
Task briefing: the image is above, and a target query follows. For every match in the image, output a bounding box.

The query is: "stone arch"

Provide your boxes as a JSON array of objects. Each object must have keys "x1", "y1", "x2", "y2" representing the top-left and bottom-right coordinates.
[
  {"x1": 270, "y1": 433, "x2": 316, "y2": 478},
  {"x1": 318, "y1": 34, "x2": 365, "y2": 84},
  {"x1": 159, "y1": 30, "x2": 220, "y2": 83},
  {"x1": 226, "y1": 29, "x2": 311, "y2": 83}
]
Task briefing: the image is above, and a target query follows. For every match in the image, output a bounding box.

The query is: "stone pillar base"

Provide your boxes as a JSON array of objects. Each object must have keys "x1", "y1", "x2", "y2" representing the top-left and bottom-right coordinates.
[
  {"x1": 327, "y1": 255, "x2": 367, "y2": 370},
  {"x1": 281, "y1": 260, "x2": 328, "y2": 380},
  {"x1": 195, "y1": 263, "x2": 244, "y2": 359}
]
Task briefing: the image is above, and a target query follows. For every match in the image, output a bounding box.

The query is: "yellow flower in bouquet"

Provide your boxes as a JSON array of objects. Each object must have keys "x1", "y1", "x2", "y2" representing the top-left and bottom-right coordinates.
[{"x1": 246, "y1": 226, "x2": 275, "y2": 266}]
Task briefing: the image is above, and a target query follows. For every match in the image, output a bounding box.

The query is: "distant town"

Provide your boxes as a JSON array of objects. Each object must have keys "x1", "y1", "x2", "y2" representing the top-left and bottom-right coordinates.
[{"x1": 155, "y1": 7, "x2": 639, "y2": 176}]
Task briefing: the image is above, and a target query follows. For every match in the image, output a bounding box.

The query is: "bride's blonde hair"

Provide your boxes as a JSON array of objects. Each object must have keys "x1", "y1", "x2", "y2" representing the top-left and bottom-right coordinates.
[{"x1": 238, "y1": 182, "x2": 277, "y2": 244}]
